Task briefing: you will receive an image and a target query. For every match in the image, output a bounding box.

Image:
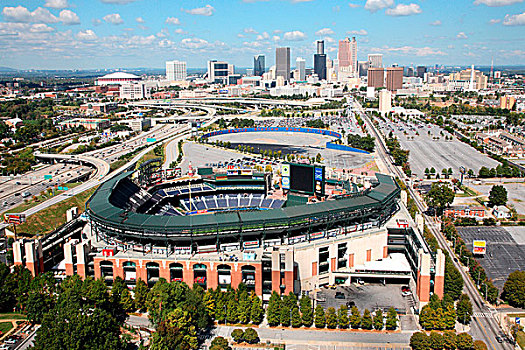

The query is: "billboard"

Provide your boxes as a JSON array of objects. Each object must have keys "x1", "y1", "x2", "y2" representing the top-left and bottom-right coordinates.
[
  {"x1": 281, "y1": 164, "x2": 290, "y2": 177},
  {"x1": 472, "y1": 240, "x2": 486, "y2": 255},
  {"x1": 4, "y1": 213, "x2": 26, "y2": 225},
  {"x1": 282, "y1": 163, "x2": 325, "y2": 195}
]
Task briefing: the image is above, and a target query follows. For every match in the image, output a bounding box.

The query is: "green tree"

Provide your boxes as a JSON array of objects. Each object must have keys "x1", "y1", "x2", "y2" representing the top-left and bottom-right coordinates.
[
  {"x1": 489, "y1": 185, "x2": 508, "y2": 206},
  {"x1": 373, "y1": 309, "x2": 383, "y2": 330},
  {"x1": 502, "y1": 270, "x2": 525, "y2": 308},
  {"x1": 299, "y1": 295, "x2": 313, "y2": 327},
  {"x1": 385, "y1": 307, "x2": 398, "y2": 330},
  {"x1": 280, "y1": 304, "x2": 291, "y2": 327},
  {"x1": 210, "y1": 336, "x2": 231, "y2": 350},
  {"x1": 266, "y1": 292, "x2": 281, "y2": 327},
  {"x1": 150, "y1": 308, "x2": 198, "y2": 350},
  {"x1": 238, "y1": 292, "x2": 251, "y2": 324},
  {"x1": 442, "y1": 331, "x2": 457, "y2": 350},
  {"x1": 326, "y1": 307, "x2": 337, "y2": 329},
  {"x1": 429, "y1": 331, "x2": 445, "y2": 350},
  {"x1": 350, "y1": 306, "x2": 361, "y2": 329},
  {"x1": 456, "y1": 333, "x2": 474, "y2": 350},
  {"x1": 250, "y1": 294, "x2": 264, "y2": 324},
  {"x1": 314, "y1": 305, "x2": 326, "y2": 328},
  {"x1": 473, "y1": 340, "x2": 488, "y2": 350},
  {"x1": 231, "y1": 329, "x2": 244, "y2": 343},
  {"x1": 337, "y1": 305, "x2": 349, "y2": 329},
  {"x1": 243, "y1": 328, "x2": 259, "y2": 344},
  {"x1": 410, "y1": 332, "x2": 430, "y2": 350},
  {"x1": 291, "y1": 306, "x2": 302, "y2": 328},
  {"x1": 133, "y1": 278, "x2": 149, "y2": 312},
  {"x1": 456, "y1": 294, "x2": 473, "y2": 325},
  {"x1": 444, "y1": 256, "x2": 464, "y2": 300},
  {"x1": 361, "y1": 309, "x2": 373, "y2": 330},
  {"x1": 426, "y1": 183, "x2": 455, "y2": 215}
]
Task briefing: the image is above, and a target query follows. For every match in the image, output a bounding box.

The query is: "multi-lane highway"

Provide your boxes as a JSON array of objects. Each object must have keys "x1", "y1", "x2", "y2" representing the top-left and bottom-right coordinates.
[{"x1": 356, "y1": 100, "x2": 512, "y2": 350}]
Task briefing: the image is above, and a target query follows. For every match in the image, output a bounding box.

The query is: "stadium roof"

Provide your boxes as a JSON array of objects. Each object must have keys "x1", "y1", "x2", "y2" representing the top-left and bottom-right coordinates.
[{"x1": 86, "y1": 171, "x2": 400, "y2": 236}]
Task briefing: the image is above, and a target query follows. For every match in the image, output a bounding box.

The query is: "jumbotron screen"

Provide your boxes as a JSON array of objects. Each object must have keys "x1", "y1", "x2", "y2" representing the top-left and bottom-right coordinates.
[{"x1": 290, "y1": 164, "x2": 315, "y2": 193}]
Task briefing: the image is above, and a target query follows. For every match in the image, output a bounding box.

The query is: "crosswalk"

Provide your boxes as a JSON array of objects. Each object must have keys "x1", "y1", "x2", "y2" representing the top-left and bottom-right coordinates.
[{"x1": 473, "y1": 312, "x2": 494, "y2": 318}]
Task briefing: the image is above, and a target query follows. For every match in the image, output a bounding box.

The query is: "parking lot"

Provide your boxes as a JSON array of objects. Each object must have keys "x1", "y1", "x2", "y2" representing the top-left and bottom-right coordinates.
[
  {"x1": 456, "y1": 226, "x2": 525, "y2": 288},
  {"x1": 465, "y1": 178, "x2": 525, "y2": 216},
  {"x1": 377, "y1": 118, "x2": 499, "y2": 178}
]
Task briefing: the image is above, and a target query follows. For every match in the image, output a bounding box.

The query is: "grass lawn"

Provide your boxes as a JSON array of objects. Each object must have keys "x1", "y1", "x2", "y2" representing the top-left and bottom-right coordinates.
[
  {"x1": 0, "y1": 313, "x2": 26, "y2": 320},
  {"x1": 0, "y1": 322, "x2": 13, "y2": 334},
  {"x1": 3, "y1": 182, "x2": 82, "y2": 215},
  {"x1": 15, "y1": 186, "x2": 97, "y2": 237}
]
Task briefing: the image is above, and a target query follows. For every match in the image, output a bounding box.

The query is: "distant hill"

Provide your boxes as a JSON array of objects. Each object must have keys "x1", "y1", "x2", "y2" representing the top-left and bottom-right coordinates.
[{"x1": 0, "y1": 67, "x2": 17, "y2": 72}]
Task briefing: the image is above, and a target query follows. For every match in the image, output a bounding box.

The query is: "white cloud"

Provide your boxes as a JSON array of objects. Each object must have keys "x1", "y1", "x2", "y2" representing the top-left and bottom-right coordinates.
[
  {"x1": 174, "y1": 28, "x2": 186, "y2": 34},
  {"x1": 256, "y1": 31, "x2": 270, "y2": 40},
  {"x1": 30, "y1": 24, "x2": 55, "y2": 33},
  {"x1": 76, "y1": 29, "x2": 97, "y2": 41},
  {"x1": 165, "y1": 17, "x2": 181, "y2": 25},
  {"x1": 347, "y1": 29, "x2": 368, "y2": 35},
  {"x1": 136, "y1": 17, "x2": 145, "y2": 23},
  {"x1": 180, "y1": 37, "x2": 209, "y2": 49},
  {"x1": 430, "y1": 20, "x2": 442, "y2": 26},
  {"x1": 244, "y1": 27, "x2": 258, "y2": 34},
  {"x1": 348, "y1": 3, "x2": 360, "y2": 8},
  {"x1": 386, "y1": 3, "x2": 422, "y2": 16},
  {"x1": 59, "y1": 10, "x2": 80, "y2": 25},
  {"x1": 100, "y1": 0, "x2": 137, "y2": 3},
  {"x1": 489, "y1": 18, "x2": 501, "y2": 23},
  {"x1": 2, "y1": 6, "x2": 61, "y2": 24},
  {"x1": 456, "y1": 31, "x2": 468, "y2": 39},
  {"x1": 44, "y1": 0, "x2": 69, "y2": 9},
  {"x1": 503, "y1": 12, "x2": 525, "y2": 25},
  {"x1": 371, "y1": 45, "x2": 446, "y2": 56},
  {"x1": 184, "y1": 5, "x2": 214, "y2": 16},
  {"x1": 103, "y1": 13, "x2": 123, "y2": 25},
  {"x1": 272, "y1": 35, "x2": 280, "y2": 41},
  {"x1": 364, "y1": 0, "x2": 394, "y2": 12},
  {"x1": 315, "y1": 28, "x2": 334, "y2": 36},
  {"x1": 283, "y1": 30, "x2": 307, "y2": 41},
  {"x1": 474, "y1": 0, "x2": 523, "y2": 6},
  {"x1": 273, "y1": 29, "x2": 282, "y2": 34},
  {"x1": 92, "y1": 18, "x2": 102, "y2": 26}
]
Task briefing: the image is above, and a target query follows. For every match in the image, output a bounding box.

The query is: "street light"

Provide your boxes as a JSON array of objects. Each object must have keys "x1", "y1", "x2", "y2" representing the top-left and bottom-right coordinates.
[{"x1": 224, "y1": 304, "x2": 227, "y2": 326}]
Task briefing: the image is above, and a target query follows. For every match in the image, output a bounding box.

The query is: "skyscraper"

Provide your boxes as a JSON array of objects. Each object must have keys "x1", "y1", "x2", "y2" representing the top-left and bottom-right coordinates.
[
  {"x1": 367, "y1": 68, "x2": 385, "y2": 88},
  {"x1": 276, "y1": 47, "x2": 291, "y2": 81},
  {"x1": 416, "y1": 66, "x2": 427, "y2": 79},
  {"x1": 296, "y1": 57, "x2": 306, "y2": 81},
  {"x1": 254, "y1": 55, "x2": 265, "y2": 76},
  {"x1": 166, "y1": 60, "x2": 187, "y2": 81},
  {"x1": 207, "y1": 60, "x2": 229, "y2": 84},
  {"x1": 338, "y1": 37, "x2": 357, "y2": 74},
  {"x1": 386, "y1": 67, "x2": 404, "y2": 92},
  {"x1": 368, "y1": 54, "x2": 383, "y2": 68},
  {"x1": 314, "y1": 40, "x2": 326, "y2": 80}
]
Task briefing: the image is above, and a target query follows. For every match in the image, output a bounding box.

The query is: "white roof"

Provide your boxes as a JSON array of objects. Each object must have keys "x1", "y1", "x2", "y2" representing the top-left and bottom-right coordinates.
[{"x1": 99, "y1": 72, "x2": 140, "y2": 79}]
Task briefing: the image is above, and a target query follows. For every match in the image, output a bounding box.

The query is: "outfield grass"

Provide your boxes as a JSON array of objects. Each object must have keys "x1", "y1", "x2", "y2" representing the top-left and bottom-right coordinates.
[
  {"x1": 0, "y1": 313, "x2": 26, "y2": 320},
  {"x1": 15, "y1": 186, "x2": 97, "y2": 237},
  {"x1": 3, "y1": 182, "x2": 82, "y2": 215},
  {"x1": 0, "y1": 322, "x2": 13, "y2": 334}
]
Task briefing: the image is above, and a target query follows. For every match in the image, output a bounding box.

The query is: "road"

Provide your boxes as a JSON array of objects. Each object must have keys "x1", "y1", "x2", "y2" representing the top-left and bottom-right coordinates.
[{"x1": 356, "y1": 100, "x2": 512, "y2": 350}]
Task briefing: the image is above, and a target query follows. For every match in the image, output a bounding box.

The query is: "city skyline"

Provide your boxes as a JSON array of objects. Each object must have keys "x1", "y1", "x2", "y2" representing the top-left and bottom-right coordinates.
[{"x1": 0, "y1": 0, "x2": 524, "y2": 70}]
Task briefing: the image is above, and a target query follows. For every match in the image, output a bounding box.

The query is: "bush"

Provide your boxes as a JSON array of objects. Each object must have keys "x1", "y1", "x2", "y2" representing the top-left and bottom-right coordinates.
[
  {"x1": 243, "y1": 328, "x2": 259, "y2": 344},
  {"x1": 231, "y1": 329, "x2": 244, "y2": 344}
]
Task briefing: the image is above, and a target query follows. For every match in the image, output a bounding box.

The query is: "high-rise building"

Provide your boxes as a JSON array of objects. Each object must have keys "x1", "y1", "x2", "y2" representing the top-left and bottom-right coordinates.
[
  {"x1": 296, "y1": 57, "x2": 306, "y2": 81},
  {"x1": 166, "y1": 60, "x2": 187, "y2": 81},
  {"x1": 448, "y1": 67, "x2": 488, "y2": 90},
  {"x1": 368, "y1": 54, "x2": 383, "y2": 69},
  {"x1": 407, "y1": 67, "x2": 415, "y2": 77},
  {"x1": 338, "y1": 37, "x2": 358, "y2": 74},
  {"x1": 276, "y1": 47, "x2": 291, "y2": 81},
  {"x1": 316, "y1": 40, "x2": 324, "y2": 55},
  {"x1": 367, "y1": 67, "x2": 385, "y2": 88},
  {"x1": 358, "y1": 61, "x2": 369, "y2": 77},
  {"x1": 254, "y1": 55, "x2": 265, "y2": 76},
  {"x1": 314, "y1": 54, "x2": 327, "y2": 80},
  {"x1": 207, "y1": 60, "x2": 230, "y2": 84},
  {"x1": 379, "y1": 89, "x2": 392, "y2": 115},
  {"x1": 313, "y1": 40, "x2": 326, "y2": 80},
  {"x1": 416, "y1": 66, "x2": 427, "y2": 79},
  {"x1": 386, "y1": 67, "x2": 404, "y2": 92}
]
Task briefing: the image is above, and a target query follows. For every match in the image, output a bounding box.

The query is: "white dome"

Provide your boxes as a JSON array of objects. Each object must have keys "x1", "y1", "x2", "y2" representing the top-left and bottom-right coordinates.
[{"x1": 99, "y1": 72, "x2": 140, "y2": 79}]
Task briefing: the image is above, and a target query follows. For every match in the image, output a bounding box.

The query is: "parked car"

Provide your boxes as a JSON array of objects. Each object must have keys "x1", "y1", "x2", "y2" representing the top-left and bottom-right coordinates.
[{"x1": 335, "y1": 292, "x2": 346, "y2": 299}]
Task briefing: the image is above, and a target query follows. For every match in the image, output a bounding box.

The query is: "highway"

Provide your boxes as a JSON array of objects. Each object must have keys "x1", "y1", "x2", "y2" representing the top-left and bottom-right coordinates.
[{"x1": 355, "y1": 100, "x2": 512, "y2": 349}]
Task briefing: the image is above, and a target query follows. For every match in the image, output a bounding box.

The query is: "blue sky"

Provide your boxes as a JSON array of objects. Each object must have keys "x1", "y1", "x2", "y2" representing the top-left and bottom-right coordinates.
[{"x1": 0, "y1": 0, "x2": 524, "y2": 70}]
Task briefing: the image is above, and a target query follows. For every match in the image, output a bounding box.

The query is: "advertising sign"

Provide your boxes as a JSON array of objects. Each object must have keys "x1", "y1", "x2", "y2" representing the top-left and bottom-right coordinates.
[
  {"x1": 282, "y1": 176, "x2": 290, "y2": 190},
  {"x1": 282, "y1": 164, "x2": 290, "y2": 177},
  {"x1": 472, "y1": 240, "x2": 487, "y2": 255},
  {"x1": 4, "y1": 213, "x2": 26, "y2": 224},
  {"x1": 315, "y1": 167, "x2": 323, "y2": 181}
]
